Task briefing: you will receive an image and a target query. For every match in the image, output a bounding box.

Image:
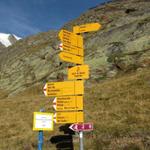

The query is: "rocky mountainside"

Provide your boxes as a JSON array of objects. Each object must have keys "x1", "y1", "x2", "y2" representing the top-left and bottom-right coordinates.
[
  {"x1": 0, "y1": 43, "x2": 5, "y2": 53},
  {"x1": 0, "y1": 0, "x2": 150, "y2": 97}
]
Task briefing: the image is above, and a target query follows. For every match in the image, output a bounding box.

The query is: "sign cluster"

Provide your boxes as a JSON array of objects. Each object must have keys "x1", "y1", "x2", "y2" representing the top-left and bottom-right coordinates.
[
  {"x1": 50, "y1": 28, "x2": 86, "y2": 124},
  {"x1": 33, "y1": 23, "x2": 101, "y2": 132}
]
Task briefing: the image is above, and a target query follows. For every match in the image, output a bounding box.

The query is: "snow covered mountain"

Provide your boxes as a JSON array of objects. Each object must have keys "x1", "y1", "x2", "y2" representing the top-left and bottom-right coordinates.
[{"x1": 0, "y1": 33, "x2": 21, "y2": 47}]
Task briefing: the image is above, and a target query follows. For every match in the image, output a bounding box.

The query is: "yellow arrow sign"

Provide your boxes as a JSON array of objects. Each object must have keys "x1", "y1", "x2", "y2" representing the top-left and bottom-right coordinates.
[
  {"x1": 44, "y1": 80, "x2": 84, "y2": 97},
  {"x1": 59, "y1": 52, "x2": 84, "y2": 64},
  {"x1": 53, "y1": 96, "x2": 83, "y2": 111},
  {"x1": 62, "y1": 43, "x2": 84, "y2": 56},
  {"x1": 73, "y1": 23, "x2": 102, "y2": 34},
  {"x1": 59, "y1": 29, "x2": 83, "y2": 48},
  {"x1": 68, "y1": 65, "x2": 89, "y2": 80},
  {"x1": 54, "y1": 111, "x2": 84, "y2": 124}
]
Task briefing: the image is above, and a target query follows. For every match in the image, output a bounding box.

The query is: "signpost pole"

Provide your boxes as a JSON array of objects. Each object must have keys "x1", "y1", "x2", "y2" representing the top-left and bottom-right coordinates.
[
  {"x1": 38, "y1": 130, "x2": 43, "y2": 150},
  {"x1": 79, "y1": 131, "x2": 84, "y2": 150},
  {"x1": 38, "y1": 108, "x2": 44, "y2": 150}
]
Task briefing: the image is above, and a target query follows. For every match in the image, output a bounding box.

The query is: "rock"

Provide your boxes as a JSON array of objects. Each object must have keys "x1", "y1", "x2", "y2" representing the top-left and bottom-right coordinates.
[
  {"x1": 8, "y1": 35, "x2": 17, "y2": 45},
  {"x1": 0, "y1": 0, "x2": 150, "y2": 95},
  {"x1": 0, "y1": 42, "x2": 5, "y2": 53},
  {"x1": 107, "y1": 70, "x2": 118, "y2": 78}
]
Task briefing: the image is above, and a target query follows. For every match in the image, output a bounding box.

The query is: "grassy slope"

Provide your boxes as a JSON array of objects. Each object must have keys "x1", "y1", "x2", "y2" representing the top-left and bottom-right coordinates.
[{"x1": 0, "y1": 68, "x2": 149, "y2": 150}]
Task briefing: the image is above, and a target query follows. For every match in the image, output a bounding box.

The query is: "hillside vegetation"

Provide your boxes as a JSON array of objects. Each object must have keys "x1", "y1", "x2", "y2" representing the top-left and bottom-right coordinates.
[{"x1": 0, "y1": 68, "x2": 149, "y2": 150}]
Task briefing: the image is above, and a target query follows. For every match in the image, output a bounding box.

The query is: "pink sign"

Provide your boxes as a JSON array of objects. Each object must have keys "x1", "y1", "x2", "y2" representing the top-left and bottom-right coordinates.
[{"x1": 69, "y1": 123, "x2": 93, "y2": 132}]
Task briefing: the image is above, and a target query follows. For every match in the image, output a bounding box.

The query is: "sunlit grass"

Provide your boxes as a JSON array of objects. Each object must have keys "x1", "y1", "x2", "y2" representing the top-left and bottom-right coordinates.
[{"x1": 0, "y1": 68, "x2": 150, "y2": 149}]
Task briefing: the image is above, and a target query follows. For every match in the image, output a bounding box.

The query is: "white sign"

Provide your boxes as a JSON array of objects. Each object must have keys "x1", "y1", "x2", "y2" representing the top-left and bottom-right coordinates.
[{"x1": 33, "y1": 112, "x2": 53, "y2": 131}]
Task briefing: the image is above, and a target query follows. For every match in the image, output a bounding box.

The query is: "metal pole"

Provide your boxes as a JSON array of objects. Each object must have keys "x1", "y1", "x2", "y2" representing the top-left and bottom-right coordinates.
[
  {"x1": 38, "y1": 130, "x2": 43, "y2": 150},
  {"x1": 79, "y1": 131, "x2": 84, "y2": 150},
  {"x1": 38, "y1": 108, "x2": 44, "y2": 150}
]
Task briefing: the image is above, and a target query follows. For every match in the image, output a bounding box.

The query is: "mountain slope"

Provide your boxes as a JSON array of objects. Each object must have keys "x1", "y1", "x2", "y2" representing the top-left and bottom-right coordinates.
[
  {"x1": 0, "y1": 68, "x2": 149, "y2": 150},
  {"x1": 0, "y1": 0, "x2": 150, "y2": 149},
  {"x1": 0, "y1": 0, "x2": 149, "y2": 96}
]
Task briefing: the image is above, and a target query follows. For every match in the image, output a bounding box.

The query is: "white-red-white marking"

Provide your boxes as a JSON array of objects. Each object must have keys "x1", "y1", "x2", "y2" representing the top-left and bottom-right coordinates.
[
  {"x1": 43, "y1": 83, "x2": 47, "y2": 96},
  {"x1": 53, "y1": 97, "x2": 57, "y2": 110},
  {"x1": 58, "y1": 43, "x2": 63, "y2": 50},
  {"x1": 69, "y1": 123, "x2": 93, "y2": 132}
]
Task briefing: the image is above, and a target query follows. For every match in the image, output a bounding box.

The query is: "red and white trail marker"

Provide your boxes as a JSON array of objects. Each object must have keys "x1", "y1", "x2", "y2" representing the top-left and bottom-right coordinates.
[
  {"x1": 43, "y1": 83, "x2": 47, "y2": 96},
  {"x1": 53, "y1": 97, "x2": 57, "y2": 110},
  {"x1": 58, "y1": 43, "x2": 63, "y2": 50},
  {"x1": 69, "y1": 123, "x2": 93, "y2": 132}
]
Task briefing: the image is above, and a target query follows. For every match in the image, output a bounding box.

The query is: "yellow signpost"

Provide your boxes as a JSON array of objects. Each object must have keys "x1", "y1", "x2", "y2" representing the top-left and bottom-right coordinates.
[
  {"x1": 54, "y1": 111, "x2": 84, "y2": 124},
  {"x1": 62, "y1": 43, "x2": 84, "y2": 56},
  {"x1": 53, "y1": 96, "x2": 83, "y2": 111},
  {"x1": 59, "y1": 52, "x2": 84, "y2": 64},
  {"x1": 34, "y1": 22, "x2": 101, "y2": 149},
  {"x1": 73, "y1": 23, "x2": 102, "y2": 34},
  {"x1": 33, "y1": 112, "x2": 53, "y2": 131},
  {"x1": 59, "y1": 29, "x2": 83, "y2": 48},
  {"x1": 44, "y1": 80, "x2": 84, "y2": 97},
  {"x1": 68, "y1": 65, "x2": 89, "y2": 80}
]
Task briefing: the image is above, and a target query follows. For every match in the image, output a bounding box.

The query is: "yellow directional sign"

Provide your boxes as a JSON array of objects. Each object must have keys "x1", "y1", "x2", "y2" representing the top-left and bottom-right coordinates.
[
  {"x1": 33, "y1": 112, "x2": 53, "y2": 131},
  {"x1": 68, "y1": 65, "x2": 89, "y2": 80},
  {"x1": 73, "y1": 23, "x2": 102, "y2": 34},
  {"x1": 54, "y1": 111, "x2": 84, "y2": 124},
  {"x1": 62, "y1": 43, "x2": 84, "y2": 56},
  {"x1": 59, "y1": 52, "x2": 84, "y2": 64},
  {"x1": 59, "y1": 29, "x2": 83, "y2": 48},
  {"x1": 44, "y1": 80, "x2": 84, "y2": 97},
  {"x1": 53, "y1": 96, "x2": 83, "y2": 111}
]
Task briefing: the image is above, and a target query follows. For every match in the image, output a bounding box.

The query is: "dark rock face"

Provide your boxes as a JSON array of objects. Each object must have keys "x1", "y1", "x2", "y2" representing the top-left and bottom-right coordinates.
[
  {"x1": 0, "y1": 42, "x2": 5, "y2": 53},
  {"x1": 0, "y1": 0, "x2": 150, "y2": 96},
  {"x1": 8, "y1": 35, "x2": 18, "y2": 45}
]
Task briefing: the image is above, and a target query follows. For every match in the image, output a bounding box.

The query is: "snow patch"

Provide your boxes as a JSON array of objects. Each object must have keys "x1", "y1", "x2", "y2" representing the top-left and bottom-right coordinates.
[
  {"x1": 0, "y1": 33, "x2": 11, "y2": 47},
  {"x1": 0, "y1": 33, "x2": 21, "y2": 47},
  {"x1": 13, "y1": 34, "x2": 22, "y2": 40}
]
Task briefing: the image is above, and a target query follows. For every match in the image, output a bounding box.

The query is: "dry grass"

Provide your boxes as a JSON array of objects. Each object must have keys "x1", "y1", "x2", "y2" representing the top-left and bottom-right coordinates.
[
  {"x1": 84, "y1": 68, "x2": 150, "y2": 149},
  {"x1": 0, "y1": 89, "x2": 9, "y2": 99},
  {"x1": 0, "y1": 68, "x2": 150, "y2": 150}
]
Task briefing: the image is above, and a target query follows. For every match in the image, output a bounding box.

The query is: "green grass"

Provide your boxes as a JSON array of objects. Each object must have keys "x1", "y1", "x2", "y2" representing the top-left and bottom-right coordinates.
[{"x1": 0, "y1": 68, "x2": 150, "y2": 149}]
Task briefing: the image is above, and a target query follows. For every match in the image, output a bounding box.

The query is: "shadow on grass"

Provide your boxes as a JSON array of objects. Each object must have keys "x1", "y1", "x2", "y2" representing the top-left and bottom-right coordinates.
[{"x1": 50, "y1": 124, "x2": 75, "y2": 150}]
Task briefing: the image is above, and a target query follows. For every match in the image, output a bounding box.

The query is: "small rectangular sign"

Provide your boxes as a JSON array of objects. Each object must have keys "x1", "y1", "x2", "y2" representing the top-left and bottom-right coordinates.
[
  {"x1": 54, "y1": 111, "x2": 84, "y2": 124},
  {"x1": 53, "y1": 96, "x2": 83, "y2": 111},
  {"x1": 44, "y1": 80, "x2": 84, "y2": 97},
  {"x1": 73, "y1": 23, "x2": 102, "y2": 34},
  {"x1": 59, "y1": 52, "x2": 84, "y2": 64},
  {"x1": 68, "y1": 65, "x2": 89, "y2": 80},
  {"x1": 33, "y1": 112, "x2": 53, "y2": 131}
]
